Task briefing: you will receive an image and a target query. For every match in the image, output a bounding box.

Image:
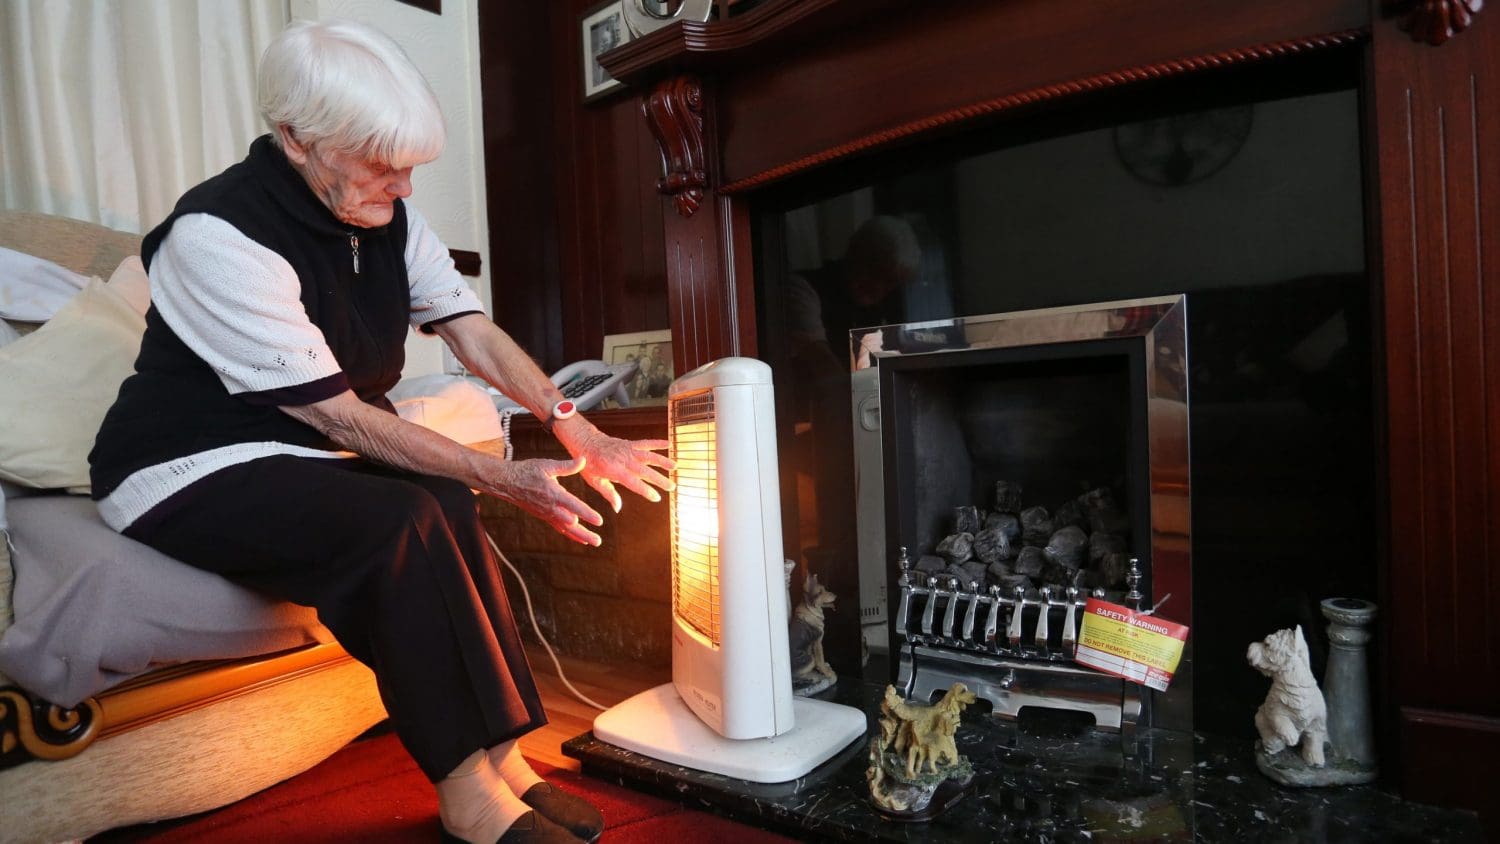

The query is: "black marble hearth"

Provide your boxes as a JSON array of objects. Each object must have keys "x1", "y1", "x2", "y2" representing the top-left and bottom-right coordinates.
[{"x1": 563, "y1": 681, "x2": 1481, "y2": 842}]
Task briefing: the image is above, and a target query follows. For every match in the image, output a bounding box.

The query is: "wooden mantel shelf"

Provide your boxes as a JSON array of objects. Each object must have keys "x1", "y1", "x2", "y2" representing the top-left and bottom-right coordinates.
[{"x1": 598, "y1": 0, "x2": 909, "y2": 85}]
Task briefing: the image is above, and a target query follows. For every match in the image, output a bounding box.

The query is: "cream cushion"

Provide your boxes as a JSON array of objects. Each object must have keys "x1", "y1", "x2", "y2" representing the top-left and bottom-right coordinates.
[
  {"x1": 105, "y1": 255, "x2": 151, "y2": 317},
  {"x1": 389, "y1": 373, "x2": 504, "y2": 444},
  {"x1": 0, "y1": 495, "x2": 328, "y2": 705},
  {"x1": 0, "y1": 278, "x2": 145, "y2": 490}
]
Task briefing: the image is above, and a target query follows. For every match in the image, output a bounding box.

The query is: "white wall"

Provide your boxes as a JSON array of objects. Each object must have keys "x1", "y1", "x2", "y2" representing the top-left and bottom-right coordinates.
[{"x1": 293, "y1": 0, "x2": 490, "y2": 378}]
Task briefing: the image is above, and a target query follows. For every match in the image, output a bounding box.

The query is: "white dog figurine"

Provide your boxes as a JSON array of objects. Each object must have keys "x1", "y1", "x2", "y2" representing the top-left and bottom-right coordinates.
[{"x1": 1247, "y1": 625, "x2": 1327, "y2": 767}]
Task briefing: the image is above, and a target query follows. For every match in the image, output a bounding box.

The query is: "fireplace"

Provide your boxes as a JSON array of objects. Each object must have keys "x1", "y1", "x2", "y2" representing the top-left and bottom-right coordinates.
[
  {"x1": 855, "y1": 297, "x2": 1192, "y2": 731},
  {"x1": 756, "y1": 65, "x2": 1376, "y2": 737}
]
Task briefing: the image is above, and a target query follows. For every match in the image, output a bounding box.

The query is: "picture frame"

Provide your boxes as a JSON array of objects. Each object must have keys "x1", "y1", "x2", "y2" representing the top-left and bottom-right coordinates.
[
  {"x1": 603, "y1": 329, "x2": 673, "y2": 407},
  {"x1": 581, "y1": 1, "x2": 629, "y2": 103}
]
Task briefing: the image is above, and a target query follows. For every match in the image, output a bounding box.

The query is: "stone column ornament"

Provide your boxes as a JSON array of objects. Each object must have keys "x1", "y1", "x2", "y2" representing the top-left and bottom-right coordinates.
[{"x1": 1320, "y1": 597, "x2": 1378, "y2": 777}]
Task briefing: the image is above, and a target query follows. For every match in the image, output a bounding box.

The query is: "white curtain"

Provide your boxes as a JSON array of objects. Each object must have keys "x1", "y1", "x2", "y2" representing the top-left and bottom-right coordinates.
[{"x1": 0, "y1": 1, "x2": 290, "y2": 234}]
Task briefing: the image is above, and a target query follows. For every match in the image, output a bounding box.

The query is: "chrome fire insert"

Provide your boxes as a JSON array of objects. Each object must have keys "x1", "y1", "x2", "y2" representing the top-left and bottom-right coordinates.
[{"x1": 852, "y1": 295, "x2": 1192, "y2": 733}]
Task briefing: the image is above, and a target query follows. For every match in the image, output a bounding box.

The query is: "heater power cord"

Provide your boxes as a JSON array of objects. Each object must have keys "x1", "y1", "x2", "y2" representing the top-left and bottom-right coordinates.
[{"x1": 484, "y1": 529, "x2": 609, "y2": 712}]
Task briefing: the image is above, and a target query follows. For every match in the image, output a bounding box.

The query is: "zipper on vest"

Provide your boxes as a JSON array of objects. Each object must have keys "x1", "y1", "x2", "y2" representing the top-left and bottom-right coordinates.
[{"x1": 349, "y1": 233, "x2": 360, "y2": 274}]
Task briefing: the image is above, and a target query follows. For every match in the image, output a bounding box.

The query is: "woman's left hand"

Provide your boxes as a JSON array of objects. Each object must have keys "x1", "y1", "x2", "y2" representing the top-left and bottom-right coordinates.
[{"x1": 555, "y1": 422, "x2": 674, "y2": 512}]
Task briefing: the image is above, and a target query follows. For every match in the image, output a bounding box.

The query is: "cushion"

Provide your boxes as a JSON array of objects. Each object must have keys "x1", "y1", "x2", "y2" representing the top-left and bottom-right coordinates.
[
  {"x1": 389, "y1": 373, "x2": 504, "y2": 445},
  {"x1": 0, "y1": 278, "x2": 145, "y2": 490},
  {"x1": 0, "y1": 246, "x2": 92, "y2": 322},
  {"x1": 0, "y1": 496, "x2": 327, "y2": 706},
  {"x1": 106, "y1": 255, "x2": 151, "y2": 317}
]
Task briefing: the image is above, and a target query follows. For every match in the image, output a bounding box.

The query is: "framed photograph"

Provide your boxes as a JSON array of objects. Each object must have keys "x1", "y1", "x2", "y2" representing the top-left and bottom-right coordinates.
[
  {"x1": 603, "y1": 329, "x2": 673, "y2": 406},
  {"x1": 581, "y1": 1, "x2": 628, "y2": 103}
]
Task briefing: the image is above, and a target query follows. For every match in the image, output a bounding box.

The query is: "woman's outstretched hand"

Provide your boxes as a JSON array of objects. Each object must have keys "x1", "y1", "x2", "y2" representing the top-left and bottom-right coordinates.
[
  {"x1": 554, "y1": 423, "x2": 674, "y2": 513},
  {"x1": 474, "y1": 454, "x2": 605, "y2": 546}
]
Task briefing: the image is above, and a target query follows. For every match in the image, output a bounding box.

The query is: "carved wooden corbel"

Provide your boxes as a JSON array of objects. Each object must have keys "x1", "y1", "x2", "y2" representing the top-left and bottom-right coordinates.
[
  {"x1": 0, "y1": 686, "x2": 102, "y2": 769},
  {"x1": 1388, "y1": 0, "x2": 1483, "y2": 45},
  {"x1": 642, "y1": 76, "x2": 709, "y2": 218}
]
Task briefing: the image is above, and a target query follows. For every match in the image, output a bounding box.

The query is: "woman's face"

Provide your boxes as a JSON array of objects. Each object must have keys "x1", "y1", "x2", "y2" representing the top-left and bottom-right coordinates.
[
  {"x1": 300, "y1": 147, "x2": 414, "y2": 228},
  {"x1": 279, "y1": 127, "x2": 414, "y2": 228}
]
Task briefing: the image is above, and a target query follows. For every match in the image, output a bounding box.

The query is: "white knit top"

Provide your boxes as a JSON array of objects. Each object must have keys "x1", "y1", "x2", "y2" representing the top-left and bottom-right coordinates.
[{"x1": 96, "y1": 205, "x2": 484, "y2": 530}]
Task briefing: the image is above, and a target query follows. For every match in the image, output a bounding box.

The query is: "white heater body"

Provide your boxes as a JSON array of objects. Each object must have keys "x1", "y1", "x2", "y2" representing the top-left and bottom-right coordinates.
[
  {"x1": 667, "y1": 357, "x2": 794, "y2": 739},
  {"x1": 593, "y1": 357, "x2": 866, "y2": 783}
]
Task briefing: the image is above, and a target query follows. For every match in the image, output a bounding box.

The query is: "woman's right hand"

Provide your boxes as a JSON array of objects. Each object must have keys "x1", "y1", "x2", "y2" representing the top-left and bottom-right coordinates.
[{"x1": 473, "y1": 454, "x2": 604, "y2": 546}]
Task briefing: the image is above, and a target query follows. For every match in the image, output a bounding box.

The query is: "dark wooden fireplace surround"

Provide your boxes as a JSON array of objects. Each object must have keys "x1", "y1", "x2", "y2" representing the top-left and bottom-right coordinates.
[{"x1": 479, "y1": 0, "x2": 1497, "y2": 823}]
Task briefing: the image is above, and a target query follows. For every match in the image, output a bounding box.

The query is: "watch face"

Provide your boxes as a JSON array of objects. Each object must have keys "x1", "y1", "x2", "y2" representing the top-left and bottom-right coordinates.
[
  {"x1": 1113, "y1": 105, "x2": 1254, "y2": 187},
  {"x1": 556, "y1": 400, "x2": 577, "y2": 418}
]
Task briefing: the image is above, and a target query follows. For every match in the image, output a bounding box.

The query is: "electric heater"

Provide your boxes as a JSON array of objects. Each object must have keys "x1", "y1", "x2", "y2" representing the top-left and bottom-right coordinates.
[{"x1": 593, "y1": 357, "x2": 866, "y2": 783}]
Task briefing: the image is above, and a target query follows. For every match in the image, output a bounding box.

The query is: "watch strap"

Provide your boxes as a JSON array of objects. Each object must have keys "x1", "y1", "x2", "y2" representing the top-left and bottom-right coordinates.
[{"x1": 542, "y1": 399, "x2": 577, "y2": 432}]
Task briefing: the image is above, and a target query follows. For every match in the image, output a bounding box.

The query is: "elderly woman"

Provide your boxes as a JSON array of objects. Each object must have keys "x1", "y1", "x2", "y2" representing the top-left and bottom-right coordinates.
[{"x1": 87, "y1": 19, "x2": 666, "y2": 844}]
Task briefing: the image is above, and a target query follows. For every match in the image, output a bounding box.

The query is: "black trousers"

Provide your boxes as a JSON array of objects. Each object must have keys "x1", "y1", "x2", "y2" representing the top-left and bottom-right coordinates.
[{"x1": 125, "y1": 455, "x2": 546, "y2": 782}]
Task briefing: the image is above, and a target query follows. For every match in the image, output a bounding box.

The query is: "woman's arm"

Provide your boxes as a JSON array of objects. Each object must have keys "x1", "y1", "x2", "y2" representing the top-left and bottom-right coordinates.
[
  {"x1": 280, "y1": 391, "x2": 606, "y2": 546},
  {"x1": 433, "y1": 314, "x2": 673, "y2": 513}
]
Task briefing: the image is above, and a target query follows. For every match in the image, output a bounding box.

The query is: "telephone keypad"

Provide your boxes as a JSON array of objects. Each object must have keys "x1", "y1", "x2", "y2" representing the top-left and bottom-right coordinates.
[{"x1": 562, "y1": 373, "x2": 611, "y2": 399}]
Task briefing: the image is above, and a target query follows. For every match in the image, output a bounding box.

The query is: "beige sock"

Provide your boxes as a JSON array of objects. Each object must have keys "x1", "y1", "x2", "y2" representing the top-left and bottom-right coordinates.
[
  {"x1": 436, "y1": 748, "x2": 531, "y2": 844},
  {"x1": 488, "y1": 739, "x2": 545, "y2": 795}
]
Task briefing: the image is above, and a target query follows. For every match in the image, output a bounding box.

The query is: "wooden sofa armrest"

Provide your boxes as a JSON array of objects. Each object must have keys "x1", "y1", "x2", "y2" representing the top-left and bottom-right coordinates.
[
  {"x1": 0, "y1": 642, "x2": 355, "y2": 770},
  {"x1": 0, "y1": 210, "x2": 141, "y2": 279}
]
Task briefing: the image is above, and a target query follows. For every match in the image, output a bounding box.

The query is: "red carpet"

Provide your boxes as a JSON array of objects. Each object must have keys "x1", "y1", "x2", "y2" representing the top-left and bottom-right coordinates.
[{"x1": 93, "y1": 732, "x2": 795, "y2": 843}]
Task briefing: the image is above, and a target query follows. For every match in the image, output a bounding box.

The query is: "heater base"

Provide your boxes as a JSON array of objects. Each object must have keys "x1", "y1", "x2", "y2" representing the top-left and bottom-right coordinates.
[{"x1": 593, "y1": 683, "x2": 867, "y2": 784}]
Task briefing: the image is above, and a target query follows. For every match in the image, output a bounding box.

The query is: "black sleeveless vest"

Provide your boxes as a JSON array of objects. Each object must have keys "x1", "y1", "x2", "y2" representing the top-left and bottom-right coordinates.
[{"x1": 90, "y1": 135, "x2": 411, "y2": 499}]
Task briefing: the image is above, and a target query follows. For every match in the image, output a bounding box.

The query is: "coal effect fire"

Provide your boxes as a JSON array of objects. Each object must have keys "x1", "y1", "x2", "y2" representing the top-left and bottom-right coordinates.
[{"x1": 912, "y1": 481, "x2": 1133, "y2": 600}]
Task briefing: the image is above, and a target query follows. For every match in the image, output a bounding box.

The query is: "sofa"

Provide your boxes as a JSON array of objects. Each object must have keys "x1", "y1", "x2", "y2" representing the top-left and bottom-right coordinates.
[{"x1": 0, "y1": 210, "x2": 496, "y2": 842}]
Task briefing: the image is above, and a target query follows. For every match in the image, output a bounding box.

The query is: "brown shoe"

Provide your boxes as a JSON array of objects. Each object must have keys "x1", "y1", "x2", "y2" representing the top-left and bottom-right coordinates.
[
  {"x1": 520, "y1": 783, "x2": 604, "y2": 844},
  {"x1": 439, "y1": 809, "x2": 583, "y2": 843}
]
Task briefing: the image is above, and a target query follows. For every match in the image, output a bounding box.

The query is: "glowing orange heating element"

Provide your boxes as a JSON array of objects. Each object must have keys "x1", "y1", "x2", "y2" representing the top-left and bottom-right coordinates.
[{"x1": 670, "y1": 393, "x2": 720, "y2": 646}]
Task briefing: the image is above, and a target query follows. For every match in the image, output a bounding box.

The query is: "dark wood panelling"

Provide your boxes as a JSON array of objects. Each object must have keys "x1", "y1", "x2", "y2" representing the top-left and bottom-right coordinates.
[
  {"x1": 1370, "y1": 2, "x2": 1499, "y2": 818},
  {"x1": 716, "y1": 0, "x2": 1368, "y2": 184},
  {"x1": 480, "y1": 1, "x2": 669, "y2": 372},
  {"x1": 720, "y1": 28, "x2": 1368, "y2": 194},
  {"x1": 478, "y1": 1, "x2": 563, "y2": 368},
  {"x1": 1397, "y1": 708, "x2": 1500, "y2": 838},
  {"x1": 642, "y1": 76, "x2": 709, "y2": 216},
  {"x1": 638, "y1": 74, "x2": 755, "y2": 372},
  {"x1": 599, "y1": 0, "x2": 911, "y2": 85},
  {"x1": 549, "y1": 0, "x2": 594, "y2": 365},
  {"x1": 393, "y1": 0, "x2": 440, "y2": 14},
  {"x1": 506, "y1": 406, "x2": 668, "y2": 445},
  {"x1": 555, "y1": 1, "x2": 670, "y2": 364},
  {"x1": 724, "y1": 195, "x2": 757, "y2": 357},
  {"x1": 1389, "y1": 0, "x2": 1484, "y2": 45},
  {"x1": 448, "y1": 248, "x2": 480, "y2": 278}
]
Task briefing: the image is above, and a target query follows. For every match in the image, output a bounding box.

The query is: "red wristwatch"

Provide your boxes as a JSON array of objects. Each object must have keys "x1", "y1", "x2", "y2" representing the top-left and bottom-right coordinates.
[{"x1": 543, "y1": 399, "x2": 577, "y2": 431}]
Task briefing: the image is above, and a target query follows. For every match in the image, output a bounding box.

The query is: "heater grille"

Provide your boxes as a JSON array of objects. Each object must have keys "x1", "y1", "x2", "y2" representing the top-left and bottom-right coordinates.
[{"x1": 670, "y1": 390, "x2": 721, "y2": 645}]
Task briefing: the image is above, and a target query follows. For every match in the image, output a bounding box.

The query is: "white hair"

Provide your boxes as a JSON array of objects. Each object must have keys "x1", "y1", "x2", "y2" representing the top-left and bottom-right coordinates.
[{"x1": 258, "y1": 19, "x2": 445, "y2": 167}]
